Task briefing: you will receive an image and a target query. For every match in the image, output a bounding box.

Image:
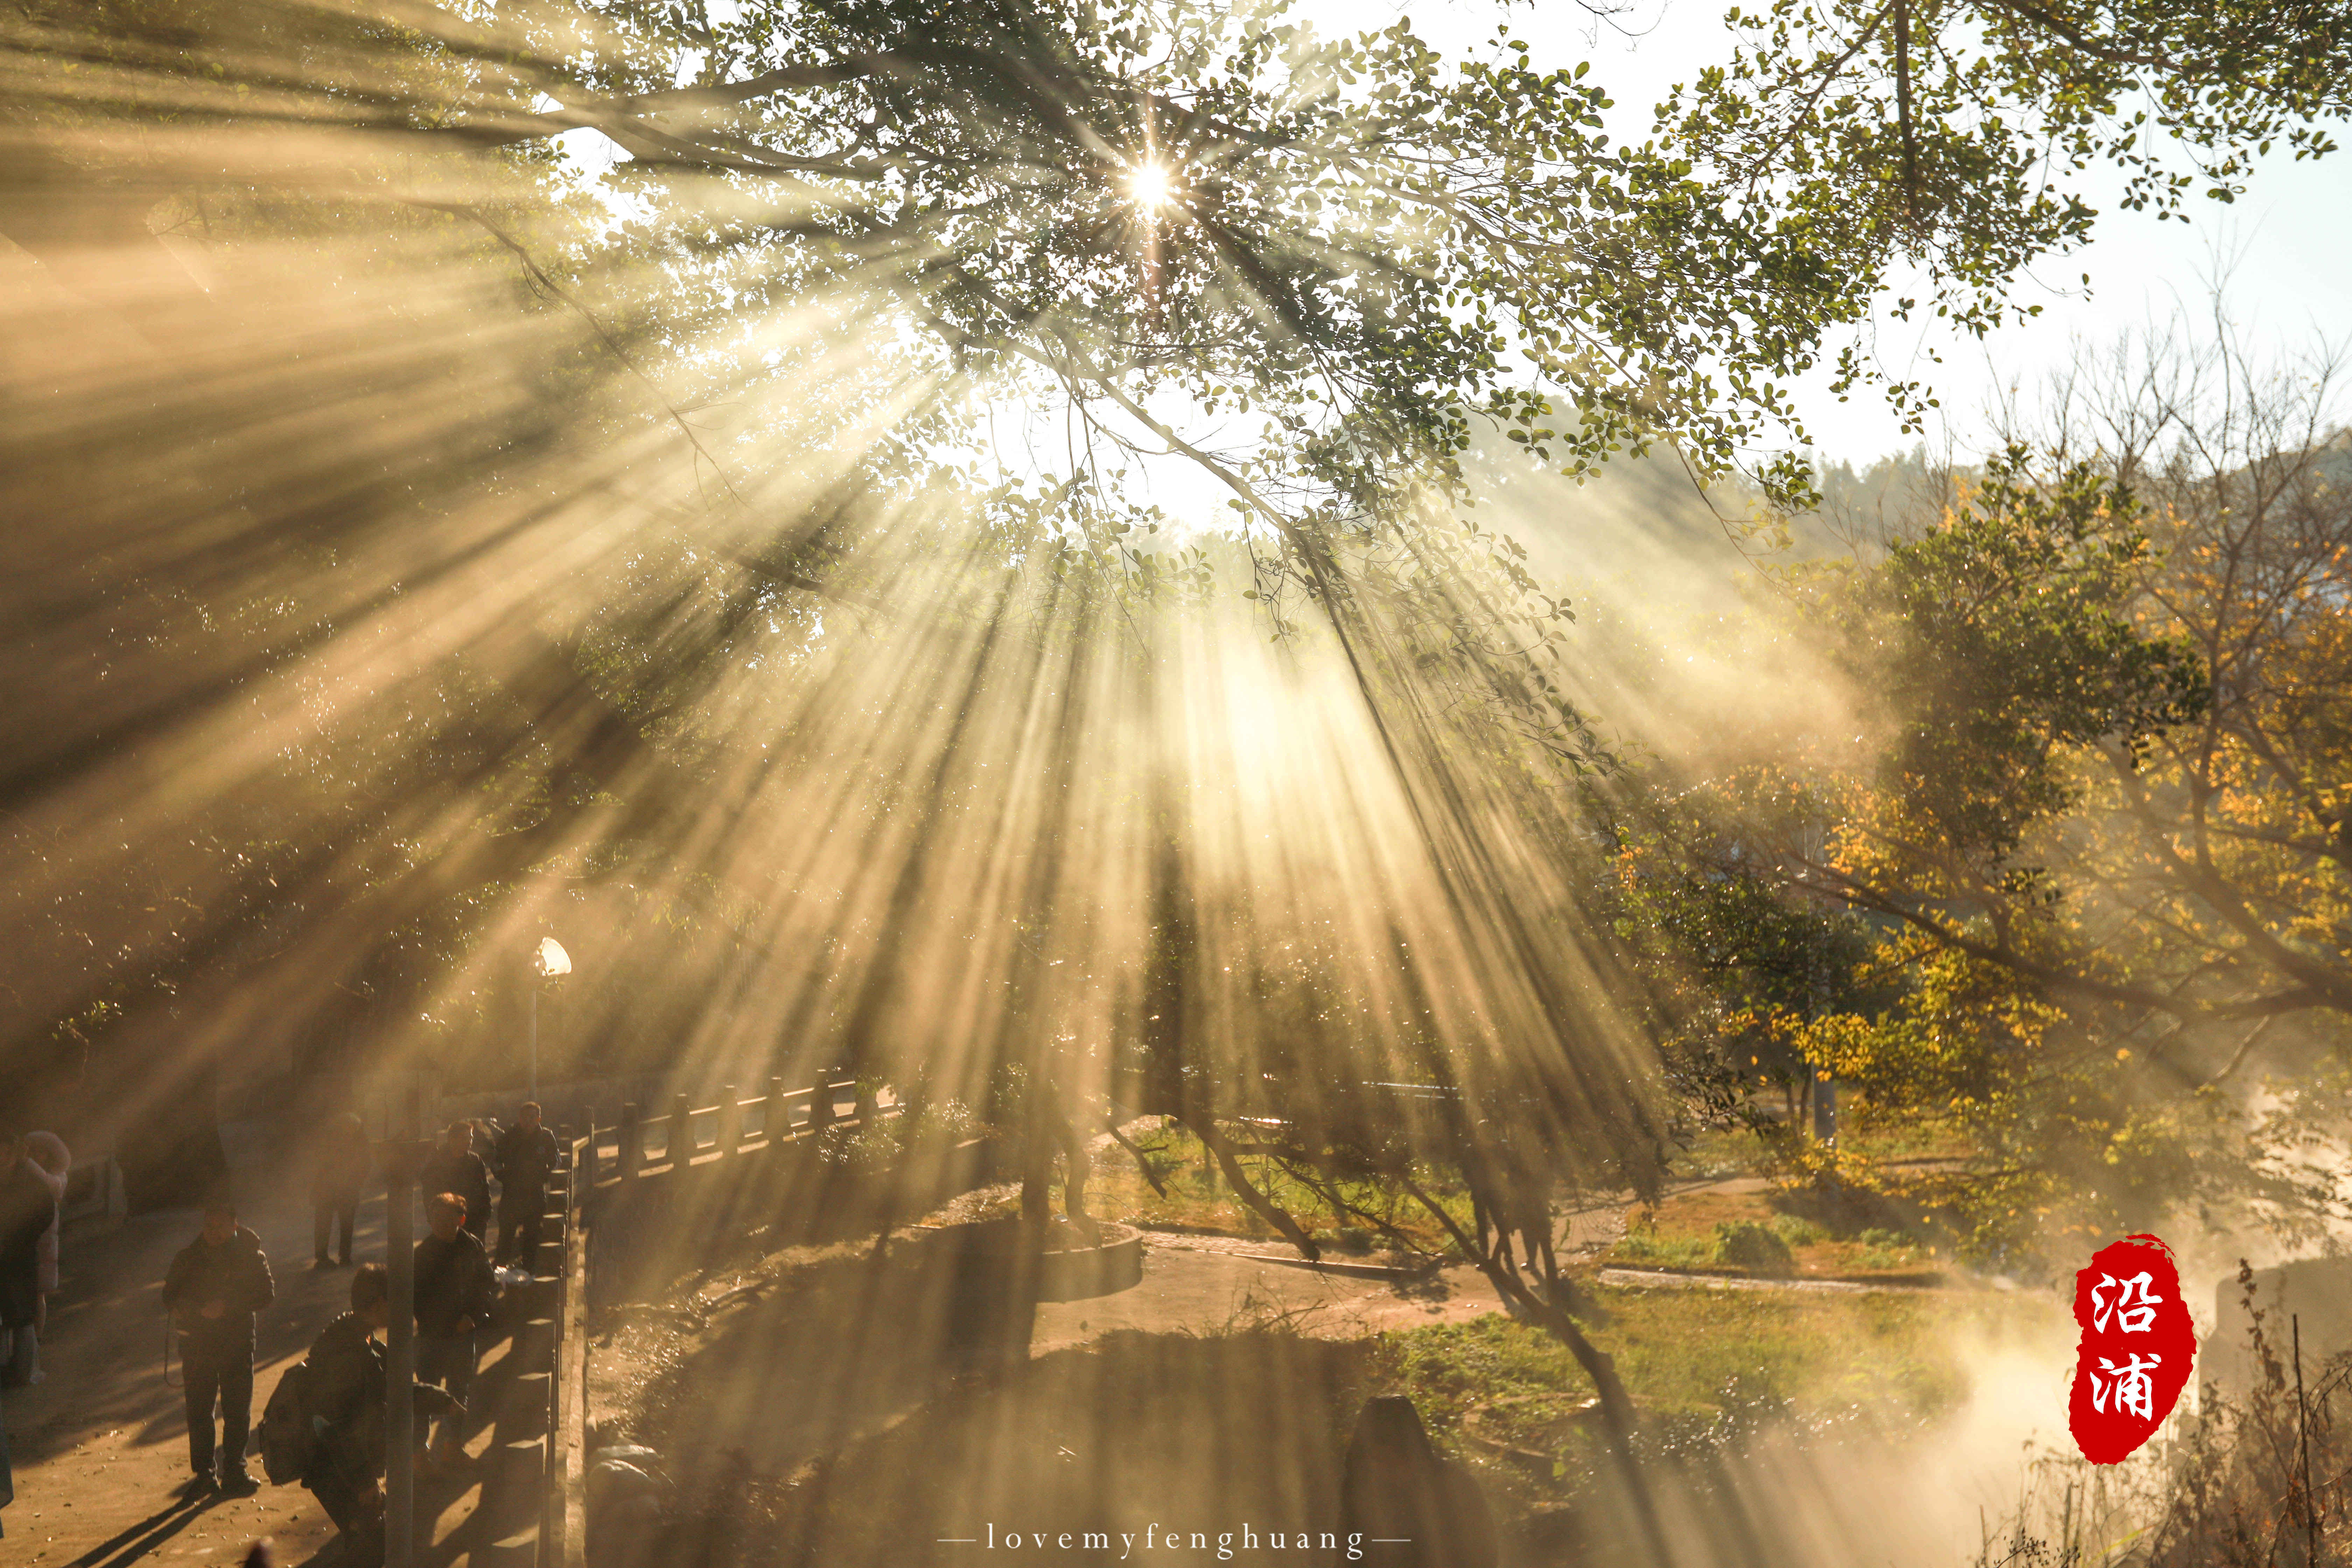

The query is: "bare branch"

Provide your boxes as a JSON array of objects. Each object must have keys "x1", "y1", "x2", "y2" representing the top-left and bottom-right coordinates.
[{"x1": 1179, "y1": 1113, "x2": 1321, "y2": 1261}]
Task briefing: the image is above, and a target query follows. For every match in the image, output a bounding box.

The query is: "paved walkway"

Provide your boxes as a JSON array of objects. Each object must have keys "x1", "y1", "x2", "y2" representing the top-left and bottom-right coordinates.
[
  {"x1": 1595, "y1": 1265, "x2": 1955, "y2": 1294},
  {"x1": 1031, "y1": 1239, "x2": 1508, "y2": 1354},
  {"x1": 2, "y1": 1177, "x2": 378, "y2": 1566},
  {"x1": 2, "y1": 1167, "x2": 521, "y2": 1568}
]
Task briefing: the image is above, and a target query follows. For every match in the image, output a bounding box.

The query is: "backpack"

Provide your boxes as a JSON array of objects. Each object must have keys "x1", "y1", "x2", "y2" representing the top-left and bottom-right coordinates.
[{"x1": 258, "y1": 1357, "x2": 317, "y2": 1484}]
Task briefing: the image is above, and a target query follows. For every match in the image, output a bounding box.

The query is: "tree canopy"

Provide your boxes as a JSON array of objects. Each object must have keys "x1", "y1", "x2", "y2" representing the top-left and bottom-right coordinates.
[
  {"x1": 1625, "y1": 327, "x2": 2352, "y2": 1261},
  {"x1": 1664, "y1": 0, "x2": 2352, "y2": 406}
]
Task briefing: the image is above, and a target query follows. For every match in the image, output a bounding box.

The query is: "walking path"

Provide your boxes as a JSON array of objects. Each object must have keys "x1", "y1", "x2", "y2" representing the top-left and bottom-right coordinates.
[
  {"x1": 4, "y1": 1166, "x2": 527, "y2": 1568},
  {"x1": 1030, "y1": 1239, "x2": 1508, "y2": 1353},
  {"x1": 1595, "y1": 1265, "x2": 1959, "y2": 1294},
  {"x1": 3, "y1": 1180, "x2": 374, "y2": 1566}
]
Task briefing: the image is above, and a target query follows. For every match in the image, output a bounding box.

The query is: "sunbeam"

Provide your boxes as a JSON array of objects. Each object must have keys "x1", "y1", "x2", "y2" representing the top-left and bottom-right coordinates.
[{"x1": 6, "y1": 2, "x2": 2348, "y2": 1567}]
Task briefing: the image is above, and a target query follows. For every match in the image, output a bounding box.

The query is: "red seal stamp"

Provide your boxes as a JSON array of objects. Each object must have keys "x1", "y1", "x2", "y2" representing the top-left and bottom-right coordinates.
[{"x1": 2068, "y1": 1233, "x2": 2196, "y2": 1463}]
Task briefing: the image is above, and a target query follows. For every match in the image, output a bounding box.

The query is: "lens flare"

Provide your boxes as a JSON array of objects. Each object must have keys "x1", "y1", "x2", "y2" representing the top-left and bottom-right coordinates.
[{"x1": 1128, "y1": 160, "x2": 1176, "y2": 211}]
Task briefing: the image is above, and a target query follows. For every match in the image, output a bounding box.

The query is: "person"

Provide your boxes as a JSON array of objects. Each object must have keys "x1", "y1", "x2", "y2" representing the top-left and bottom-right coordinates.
[
  {"x1": 311, "y1": 1112, "x2": 372, "y2": 1268},
  {"x1": 418, "y1": 1123, "x2": 491, "y2": 1248},
  {"x1": 22, "y1": 1134, "x2": 69, "y2": 1338},
  {"x1": 412, "y1": 1191, "x2": 493, "y2": 1467},
  {"x1": 491, "y1": 1103, "x2": 559, "y2": 1268},
  {"x1": 301, "y1": 1263, "x2": 459, "y2": 1568},
  {"x1": 0, "y1": 1128, "x2": 56, "y2": 1389},
  {"x1": 162, "y1": 1193, "x2": 275, "y2": 1494}
]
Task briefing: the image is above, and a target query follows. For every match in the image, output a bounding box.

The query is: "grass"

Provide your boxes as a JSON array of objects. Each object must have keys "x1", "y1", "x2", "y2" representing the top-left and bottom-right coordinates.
[
  {"x1": 1663, "y1": 1106, "x2": 1979, "y2": 1188},
  {"x1": 1605, "y1": 1185, "x2": 1944, "y2": 1278},
  {"x1": 973, "y1": 1122, "x2": 1479, "y2": 1254},
  {"x1": 1376, "y1": 1280, "x2": 2063, "y2": 1479},
  {"x1": 982, "y1": 1101, "x2": 1981, "y2": 1268},
  {"x1": 1828, "y1": 1104, "x2": 1980, "y2": 1165},
  {"x1": 1661, "y1": 1123, "x2": 1776, "y2": 1180}
]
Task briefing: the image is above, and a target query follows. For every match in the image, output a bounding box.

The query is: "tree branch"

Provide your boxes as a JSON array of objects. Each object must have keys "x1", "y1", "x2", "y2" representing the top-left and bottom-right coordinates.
[
  {"x1": 1893, "y1": 0, "x2": 1921, "y2": 216},
  {"x1": 1179, "y1": 1113, "x2": 1321, "y2": 1261},
  {"x1": 1104, "y1": 1115, "x2": 1169, "y2": 1198}
]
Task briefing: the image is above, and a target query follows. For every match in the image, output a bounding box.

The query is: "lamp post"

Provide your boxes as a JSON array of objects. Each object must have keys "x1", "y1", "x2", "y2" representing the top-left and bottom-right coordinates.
[{"x1": 528, "y1": 935, "x2": 571, "y2": 1102}]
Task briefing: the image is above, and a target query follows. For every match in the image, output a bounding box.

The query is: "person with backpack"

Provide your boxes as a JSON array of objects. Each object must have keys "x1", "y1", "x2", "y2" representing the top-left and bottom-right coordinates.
[
  {"x1": 162, "y1": 1192, "x2": 274, "y2": 1494},
  {"x1": 285, "y1": 1262, "x2": 458, "y2": 1568},
  {"x1": 412, "y1": 1191, "x2": 494, "y2": 1468},
  {"x1": 292, "y1": 1263, "x2": 390, "y2": 1564}
]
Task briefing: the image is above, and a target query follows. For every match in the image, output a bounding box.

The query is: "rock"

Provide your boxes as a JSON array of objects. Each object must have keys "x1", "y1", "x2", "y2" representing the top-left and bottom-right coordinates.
[{"x1": 1339, "y1": 1395, "x2": 1499, "y2": 1568}]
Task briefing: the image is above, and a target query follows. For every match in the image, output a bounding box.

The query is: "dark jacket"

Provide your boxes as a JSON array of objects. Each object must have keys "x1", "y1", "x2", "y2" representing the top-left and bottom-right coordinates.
[
  {"x1": 418, "y1": 1149, "x2": 492, "y2": 1230},
  {"x1": 162, "y1": 1225, "x2": 275, "y2": 1355},
  {"x1": 302, "y1": 1311, "x2": 458, "y2": 1487},
  {"x1": 0, "y1": 1157, "x2": 54, "y2": 1328},
  {"x1": 492, "y1": 1124, "x2": 559, "y2": 1203},
  {"x1": 413, "y1": 1230, "x2": 496, "y2": 1339},
  {"x1": 303, "y1": 1312, "x2": 384, "y2": 1487}
]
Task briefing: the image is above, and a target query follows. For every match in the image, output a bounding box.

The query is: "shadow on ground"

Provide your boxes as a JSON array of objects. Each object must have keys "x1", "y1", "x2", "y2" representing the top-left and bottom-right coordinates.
[{"x1": 636, "y1": 1322, "x2": 1377, "y2": 1568}]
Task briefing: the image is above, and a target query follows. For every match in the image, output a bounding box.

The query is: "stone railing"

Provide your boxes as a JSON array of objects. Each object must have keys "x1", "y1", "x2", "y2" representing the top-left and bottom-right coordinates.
[
  {"x1": 549, "y1": 1131, "x2": 590, "y2": 1568},
  {"x1": 538, "y1": 1075, "x2": 1005, "y2": 1568},
  {"x1": 590, "y1": 1070, "x2": 866, "y2": 1185},
  {"x1": 471, "y1": 1131, "x2": 582, "y2": 1567}
]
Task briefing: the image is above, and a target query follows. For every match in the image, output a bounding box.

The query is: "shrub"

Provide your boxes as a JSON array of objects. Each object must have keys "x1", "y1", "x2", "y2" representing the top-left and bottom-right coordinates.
[{"x1": 1712, "y1": 1220, "x2": 1796, "y2": 1275}]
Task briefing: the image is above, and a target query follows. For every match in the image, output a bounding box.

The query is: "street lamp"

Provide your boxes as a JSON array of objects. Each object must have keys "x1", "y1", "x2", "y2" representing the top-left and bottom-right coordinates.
[{"x1": 528, "y1": 935, "x2": 572, "y2": 1101}]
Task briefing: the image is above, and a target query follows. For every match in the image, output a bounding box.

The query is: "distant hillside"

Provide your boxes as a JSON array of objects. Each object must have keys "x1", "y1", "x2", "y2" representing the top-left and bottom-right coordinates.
[
  {"x1": 1464, "y1": 428, "x2": 1954, "y2": 596},
  {"x1": 1455, "y1": 430, "x2": 1957, "y2": 771}
]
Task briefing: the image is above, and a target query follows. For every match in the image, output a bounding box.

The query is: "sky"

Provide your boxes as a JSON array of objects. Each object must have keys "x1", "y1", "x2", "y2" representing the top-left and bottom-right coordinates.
[{"x1": 1362, "y1": 0, "x2": 2352, "y2": 466}]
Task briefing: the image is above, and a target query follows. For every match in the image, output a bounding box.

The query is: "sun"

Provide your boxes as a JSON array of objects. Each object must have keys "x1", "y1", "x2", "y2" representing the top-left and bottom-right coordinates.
[{"x1": 1127, "y1": 161, "x2": 1176, "y2": 212}]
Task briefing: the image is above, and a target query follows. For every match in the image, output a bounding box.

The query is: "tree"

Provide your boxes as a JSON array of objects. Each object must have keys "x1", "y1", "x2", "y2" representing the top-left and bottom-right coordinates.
[
  {"x1": 1662, "y1": 0, "x2": 2352, "y2": 430},
  {"x1": 0, "y1": 0, "x2": 1870, "y2": 1199},
  {"x1": 1610, "y1": 824, "x2": 1883, "y2": 1130},
  {"x1": 2033, "y1": 335, "x2": 2352, "y2": 1037},
  {"x1": 1635, "y1": 322, "x2": 2352, "y2": 1259},
  {"x1": 1779, "y1": 343, "x2": 2352, "y2": 1046}
]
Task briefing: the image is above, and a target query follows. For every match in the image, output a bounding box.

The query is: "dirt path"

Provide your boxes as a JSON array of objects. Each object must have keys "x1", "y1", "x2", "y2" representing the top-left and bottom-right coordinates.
[{"x1": 586, "y1": 1230, "x2": 1516, "y2": 1489}]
